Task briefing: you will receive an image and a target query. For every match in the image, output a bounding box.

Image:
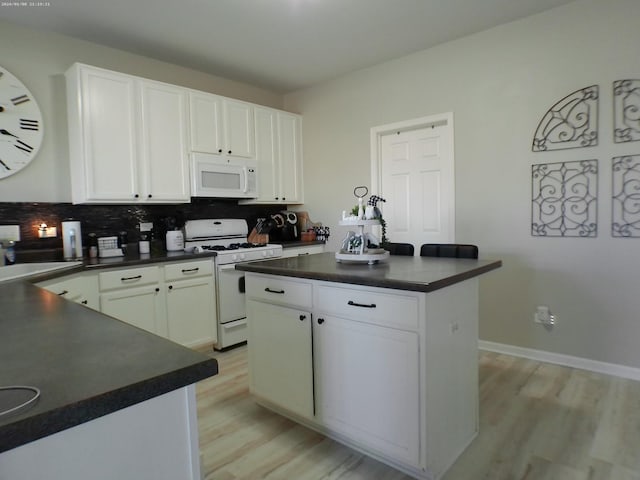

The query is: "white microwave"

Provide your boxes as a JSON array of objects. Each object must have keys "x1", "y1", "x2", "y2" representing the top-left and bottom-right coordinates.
[{"x1": 190, "y1": 153, "x2": 258, "y2": 198}]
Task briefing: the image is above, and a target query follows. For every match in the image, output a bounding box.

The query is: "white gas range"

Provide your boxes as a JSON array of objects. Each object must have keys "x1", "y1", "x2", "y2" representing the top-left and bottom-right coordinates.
[{"x1": 184, "y1": 219, "x2": 283, "y2": 350}]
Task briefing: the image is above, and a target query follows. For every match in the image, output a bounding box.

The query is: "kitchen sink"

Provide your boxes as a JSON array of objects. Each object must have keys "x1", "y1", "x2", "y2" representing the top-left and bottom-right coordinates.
[{"x1": 0, "y1": 262, "x2": 83, "y2": 283}]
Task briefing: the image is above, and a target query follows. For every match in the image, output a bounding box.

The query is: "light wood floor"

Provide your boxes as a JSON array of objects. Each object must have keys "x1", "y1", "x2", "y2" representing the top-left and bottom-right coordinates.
[{"x1": 195, "y1": 345, "x2": 640, "y2": 480}]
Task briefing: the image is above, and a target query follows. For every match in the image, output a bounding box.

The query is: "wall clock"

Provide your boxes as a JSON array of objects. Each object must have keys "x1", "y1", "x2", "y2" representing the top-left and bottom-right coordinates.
[{"x1": 0, "y1": 65, "x2": 44, "y2": 179}]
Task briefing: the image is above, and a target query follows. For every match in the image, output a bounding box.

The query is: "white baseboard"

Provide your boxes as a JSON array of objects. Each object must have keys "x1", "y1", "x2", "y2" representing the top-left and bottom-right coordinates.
[{"x1": 478, "y1": 340, "x2": 640, "y2": 382}]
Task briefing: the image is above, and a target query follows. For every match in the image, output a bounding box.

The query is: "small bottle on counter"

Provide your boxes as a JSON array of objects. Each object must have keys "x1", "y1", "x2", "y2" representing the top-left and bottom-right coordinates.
[
  {"x1": 88, "y1": 233, "x2": 98, "y2": 258},
  {"x1": 139, "y1": 232, "x2": 150, "y2": 255},
  {"x1": 4, "y1": 241, "x2": 16, "y2": 265}
]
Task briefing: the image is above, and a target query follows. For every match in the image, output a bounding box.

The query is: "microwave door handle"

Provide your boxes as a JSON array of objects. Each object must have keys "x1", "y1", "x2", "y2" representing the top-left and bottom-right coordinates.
[{"x1": 242, "y1": 167, "x2": 249, "y2": 193}]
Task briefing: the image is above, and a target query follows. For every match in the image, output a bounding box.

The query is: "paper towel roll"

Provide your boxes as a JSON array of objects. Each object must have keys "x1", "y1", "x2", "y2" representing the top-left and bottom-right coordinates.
[{"x1": 62, "y1": 220, "x2": 83, "y2": 259}]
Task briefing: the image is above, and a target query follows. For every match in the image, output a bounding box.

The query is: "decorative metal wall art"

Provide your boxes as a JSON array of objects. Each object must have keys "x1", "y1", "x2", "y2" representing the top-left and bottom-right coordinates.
[
  {"x1": 532, "y1": 85, "x2": 599, "y2": 152},
  {"x1": 532, "y1": 160, "x2": 598, "y2": 237},
  {"x1": 612, "y1": 155, "x2": 640, "y2": 237},
  {"x1": 613, "y1": 80, "x2": 640, "y2": 143}
]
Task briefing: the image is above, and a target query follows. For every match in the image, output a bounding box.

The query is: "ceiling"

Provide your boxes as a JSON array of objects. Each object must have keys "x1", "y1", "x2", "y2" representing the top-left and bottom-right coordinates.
[{"x1": 0, "y1": 0, "x2": 575, "y2": 93}]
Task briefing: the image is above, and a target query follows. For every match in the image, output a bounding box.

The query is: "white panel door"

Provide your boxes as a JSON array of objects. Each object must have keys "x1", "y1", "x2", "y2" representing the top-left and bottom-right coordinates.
[{"x1": 380, "y1": 123, "x2": 454, "y2": 247}]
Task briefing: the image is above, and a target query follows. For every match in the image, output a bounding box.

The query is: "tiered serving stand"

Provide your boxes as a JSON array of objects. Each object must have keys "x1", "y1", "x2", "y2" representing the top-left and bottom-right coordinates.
[{"x1": 335, "y1": 219, "x2": 390, "y2": 264}]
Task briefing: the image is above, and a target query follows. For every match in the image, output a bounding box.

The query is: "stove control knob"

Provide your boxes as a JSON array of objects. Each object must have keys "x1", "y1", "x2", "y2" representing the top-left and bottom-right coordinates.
[
  {"x1": 262, "y1": 251, "x2": 267, "y2": 257},
  {"x1": 240, "y1": 253, "x2": 246, "y2": 260},
  {"x1": 267, "y1": 249, "x2": 273, "y2": 256},
  {"x1": 231, "y1": 254, "x2": 238, "y2": 261}
]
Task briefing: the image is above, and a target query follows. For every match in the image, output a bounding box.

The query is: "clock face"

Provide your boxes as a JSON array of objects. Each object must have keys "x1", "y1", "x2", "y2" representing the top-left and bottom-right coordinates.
[{"x1": 0, "y1": 66, "x2": 44, "y2": 179}]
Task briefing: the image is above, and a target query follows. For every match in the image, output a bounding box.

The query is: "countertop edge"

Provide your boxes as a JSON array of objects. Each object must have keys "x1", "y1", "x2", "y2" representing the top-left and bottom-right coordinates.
[
  {"x1": 237, "y1": 258, "x2": 503, "y2": 292},
  {"x1": 0, "y1": 358, "x2": 218, "y2": 454}
]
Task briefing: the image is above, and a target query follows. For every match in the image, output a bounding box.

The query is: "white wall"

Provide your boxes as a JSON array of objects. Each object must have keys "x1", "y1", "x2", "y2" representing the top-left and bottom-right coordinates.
[
  {"x1": 0, "y1": 20, "x2": 283, "y2": 203},
  {"x1": 285, "y1": 0, "x2": 640, "y2": 368}
]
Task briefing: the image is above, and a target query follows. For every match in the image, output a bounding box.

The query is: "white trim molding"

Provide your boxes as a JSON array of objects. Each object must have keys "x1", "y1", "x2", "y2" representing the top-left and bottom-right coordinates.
[{"x1": 479, "y1": 340, "x2": 640, "y2": 382}]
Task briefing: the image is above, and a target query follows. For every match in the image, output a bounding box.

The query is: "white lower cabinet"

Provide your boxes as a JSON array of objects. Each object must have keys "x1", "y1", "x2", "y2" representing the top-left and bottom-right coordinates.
[
  {"x1": 37, "y1": 272, "x2": 100, "y2": 311},
  {"x1": 245, "y1": 273, "x2": 480, "y2": 480},
  {"x1": 101, "y1": 284, "x2": 165, "y2": 335},
  {"x1": 98, "y1": 259, "x2": 217, "y2": 347},
  {"x1": 247, "y1": 299, "x2": 313, "y2": 419},
  {"x1": 165, "y1": 260, "x2": 217, "y2": 347},
  {"x1": 313, "y1": 313, "x2": 420, "y2": 465}
]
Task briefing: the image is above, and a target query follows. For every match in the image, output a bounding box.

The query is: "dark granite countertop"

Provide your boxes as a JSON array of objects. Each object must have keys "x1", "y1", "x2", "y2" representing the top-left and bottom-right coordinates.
[
  {"x1": 236, "y1": 252, "x2": 502, "y2": 292},
  {"x1": 0, "y1": 279, "x2": 218, "y2": 453}
]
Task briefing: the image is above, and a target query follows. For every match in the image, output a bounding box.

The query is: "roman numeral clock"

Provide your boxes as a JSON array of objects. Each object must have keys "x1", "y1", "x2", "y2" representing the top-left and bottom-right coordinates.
[{"x1": 0, "y1": 65, "x2": 44, "y2": 179}]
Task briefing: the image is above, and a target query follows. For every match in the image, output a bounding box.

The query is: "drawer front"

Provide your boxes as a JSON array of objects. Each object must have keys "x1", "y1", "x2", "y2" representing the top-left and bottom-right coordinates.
[
  {"x1": 315, "y1": 284, "x2": 419, "y2": 331},
  {"x1": 246, "y1": 274, "x2": 312, "y2": 309},
  {"x1": 281, "y1": 245, "x2": 325, "y2": 258},
  {"x1": 164, "y1": 259, "x2": 213, "y2": 282},
  {"x1": 99, "y1": 266, "x2": 160, "y2": 291}
]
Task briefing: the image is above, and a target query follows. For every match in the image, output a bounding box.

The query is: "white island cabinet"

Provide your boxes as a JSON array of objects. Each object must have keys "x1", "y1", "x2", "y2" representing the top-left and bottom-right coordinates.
[{"x1": 241, "y1": 253, "x2": 501, "y2": 480}]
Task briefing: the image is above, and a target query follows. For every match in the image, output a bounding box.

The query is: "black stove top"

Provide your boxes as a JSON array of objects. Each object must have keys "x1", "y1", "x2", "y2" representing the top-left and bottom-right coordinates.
[{"x1": 199, "y1": 242, "x2": 267, "y2": 251}]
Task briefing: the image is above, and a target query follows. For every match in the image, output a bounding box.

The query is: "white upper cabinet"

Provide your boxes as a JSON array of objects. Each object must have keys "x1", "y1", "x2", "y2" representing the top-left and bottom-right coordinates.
[
  {"x1": 241, "y1": 107, "x2": 303, "y2": 205},
  {"x1": 66, "y1": 63, "x2": 190, "y2": 204},
  {"x1": 139, "y1": 80, "x2": 190, "y2": 202},
  {"x1": 189, "y1": 92, "x2": 255, "y2": 158}
]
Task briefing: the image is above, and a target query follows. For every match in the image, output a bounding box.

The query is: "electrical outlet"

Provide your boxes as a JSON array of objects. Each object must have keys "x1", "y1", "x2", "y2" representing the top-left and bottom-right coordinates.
[{"x1": 534, "y1": 305, "x2": 556, "y2": 326}]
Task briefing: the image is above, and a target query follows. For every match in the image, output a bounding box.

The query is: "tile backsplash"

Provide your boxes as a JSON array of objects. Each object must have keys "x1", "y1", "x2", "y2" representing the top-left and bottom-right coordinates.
[{"x1": 0, "y1": 199, "x2": 279, "y2": 257}]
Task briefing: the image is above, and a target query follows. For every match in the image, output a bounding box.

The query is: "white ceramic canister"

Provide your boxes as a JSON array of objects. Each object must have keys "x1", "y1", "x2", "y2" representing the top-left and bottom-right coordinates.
[{"x1": 165, "y1": 230, "x2": 184, "y2": 252}]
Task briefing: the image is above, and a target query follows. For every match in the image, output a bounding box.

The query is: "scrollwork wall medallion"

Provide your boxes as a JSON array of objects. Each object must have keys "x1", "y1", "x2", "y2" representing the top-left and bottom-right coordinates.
[
  {"x1": 532, "y1": 160, "x2": 598, "y2": 237},
  {"x1": 532, "y1": 86, "x2": 599, "y2": 152},
  {"x1": 613, "y1": 80, "x2": 640, "y2": 143},
  {"x1": 612, "y1": 155, "x2": 640, "y2": 237}
]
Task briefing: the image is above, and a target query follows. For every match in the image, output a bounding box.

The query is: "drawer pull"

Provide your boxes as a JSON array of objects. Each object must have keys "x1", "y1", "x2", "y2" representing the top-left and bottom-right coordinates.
[
  {"x1": 348, "y1": 300, "x2": 377, "y2": 309},
  {"x1": 265, "y1": 287, "x2": 285, "y2": 294},
  {"x1": 120, "y1": 275, "x2": 142, "y2": 282},
  {"x1": 81, "y1": 300, "x2": 88, "y2": 305},
  {"x1": 58, "y1": 290, "x2": 69, "y2": 296},
  {"x1": 181, "y1": 267, "x2": 199, "y2": 273},
  {"x1": 298, "y1": 252, "x2": 310, "y2": 256}
]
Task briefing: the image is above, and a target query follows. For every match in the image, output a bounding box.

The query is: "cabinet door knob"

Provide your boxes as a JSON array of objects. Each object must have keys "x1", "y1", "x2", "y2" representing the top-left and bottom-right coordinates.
[
  {"x1": 148, "y1": 194, "x2": 152, "y2": 198},
  {"x1": 299, "y1": 314, "x2": 306, "y2": 321},
  {"x1": 168, "y1": 285, "x2": 173, "y2": 290},
  {"x1": 58, "y1": 290, "x2": 69, "y2": 296},
  {"x1": 282, "y1": 197, "x2": 286, "y2": 201},
  {"x1": 228, "y1": 150, "x2": 232, "y2": 154},
  {"x1": 81, "y1": 300, "x2": 88, "y2": 305},
  {"x1": 317, "y1": 318, "x2": 325, "y2": 325},
  {"x1": 155, "y1": 287, "x2": 160, "y2": 292},
  {"x1": 134, "y1": 194, "x2": 139, "y2": 198},
  {"x1": 218, "y1": 149, "x2": 223, "y2": 153}
]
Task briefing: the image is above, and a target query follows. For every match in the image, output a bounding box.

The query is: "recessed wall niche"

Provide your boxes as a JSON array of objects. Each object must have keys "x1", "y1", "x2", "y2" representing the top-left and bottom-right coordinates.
[{"x1": 531, "y1": 160, "x2": 598, "y2": 237}]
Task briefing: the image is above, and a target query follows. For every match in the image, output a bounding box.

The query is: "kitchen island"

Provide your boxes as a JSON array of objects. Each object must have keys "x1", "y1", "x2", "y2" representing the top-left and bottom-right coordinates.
[
  {"x1": 0, "y1": 278, "x2": 218, "y2": 480},
  {"x1": 236, "y1": 252, "x2": 501, "y2": 480}
]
